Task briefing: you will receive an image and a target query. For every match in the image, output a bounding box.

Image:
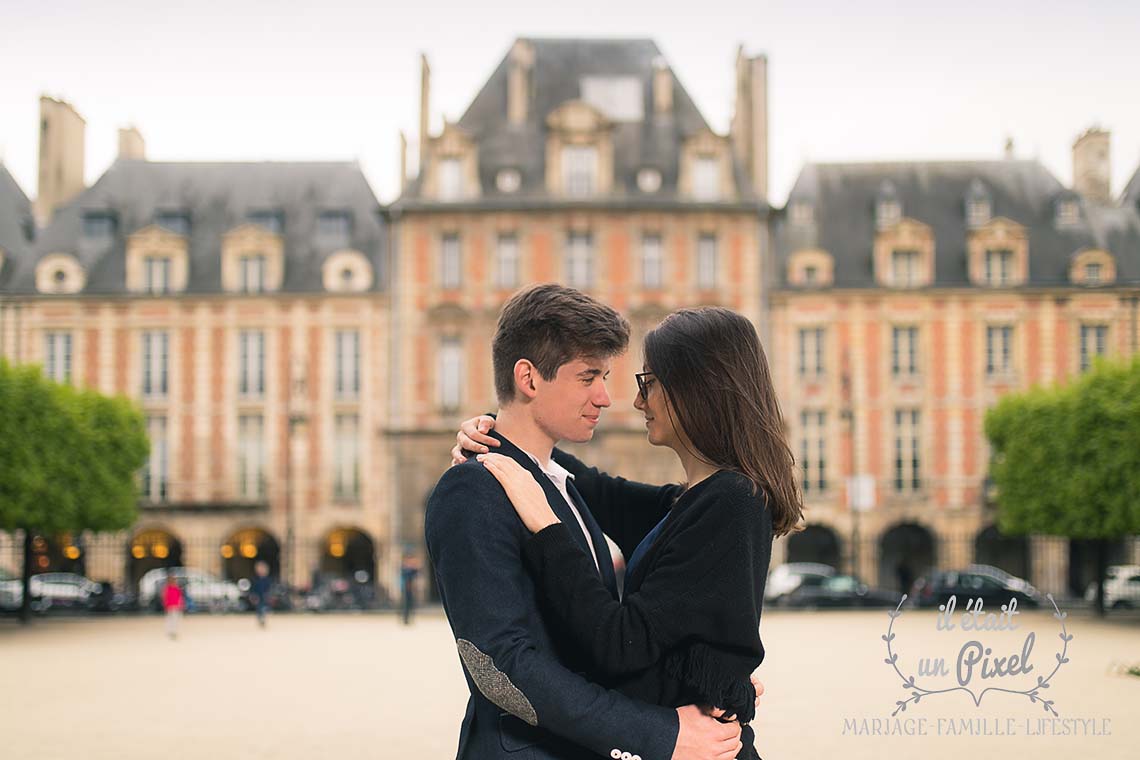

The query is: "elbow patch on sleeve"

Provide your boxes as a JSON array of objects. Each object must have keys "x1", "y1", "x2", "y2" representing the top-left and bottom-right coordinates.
[{"x1": 456, "y1": 638, "x2": 538, "y2": 727}]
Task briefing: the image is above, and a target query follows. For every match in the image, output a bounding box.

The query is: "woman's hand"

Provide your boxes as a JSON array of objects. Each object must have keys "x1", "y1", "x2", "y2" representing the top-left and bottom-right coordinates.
[
  {"x1": 706, "y1": 674, "x2": 764, "y2": 723},
  {"x1": 450, "y1": 414, "x2": 499, "y2": 465},
  {"x1": 476, "y1": 453, "x2": 560, "y2": 534}
]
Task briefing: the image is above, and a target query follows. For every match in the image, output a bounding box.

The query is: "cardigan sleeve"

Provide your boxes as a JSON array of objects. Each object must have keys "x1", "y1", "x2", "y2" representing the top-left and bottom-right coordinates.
[
  {"x1": 551, "y1": 447, "x2": 682, "y2": 558},
  {"x1": 521, "y1": 478, "x2": 771, "y2": 714}
]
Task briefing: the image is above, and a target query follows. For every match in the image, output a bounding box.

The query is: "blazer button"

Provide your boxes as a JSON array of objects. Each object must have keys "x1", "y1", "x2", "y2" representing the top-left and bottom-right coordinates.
[
  {"x1": 621, "y1": 753, "x2": 632, "y2": 760},
  {"x1": 610, "y1": 750, "x2": 622, "y2": 759}
]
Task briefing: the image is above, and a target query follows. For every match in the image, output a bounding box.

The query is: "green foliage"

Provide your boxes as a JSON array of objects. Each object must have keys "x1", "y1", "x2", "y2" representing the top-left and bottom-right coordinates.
[
  {"x1": 984, "y1": 356, "x2": 1140, "y2": 539},
  {"x1": 0, "y1": 358, "x2": 148, "y2": 535}
]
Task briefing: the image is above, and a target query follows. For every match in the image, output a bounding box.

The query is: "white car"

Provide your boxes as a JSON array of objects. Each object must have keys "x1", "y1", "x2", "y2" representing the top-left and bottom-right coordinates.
[
  {"x1": 1085, "y1": 565, "x2": 1140, "y2": 609},
  {"x1": 765, "y1": 563, "x2": 837, "y2": 604},
  {"x1": 0, "y1": 568, "x2": 21, "y2": 610},
  {"x1": 138, "y1": 567, "x2": 242, "y2": 613}
]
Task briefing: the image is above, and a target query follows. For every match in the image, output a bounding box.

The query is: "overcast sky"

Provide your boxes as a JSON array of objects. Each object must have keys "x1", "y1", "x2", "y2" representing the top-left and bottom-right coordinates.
[{"x1": 1, "y1": 0, "x2": 1138, "y2": 206}]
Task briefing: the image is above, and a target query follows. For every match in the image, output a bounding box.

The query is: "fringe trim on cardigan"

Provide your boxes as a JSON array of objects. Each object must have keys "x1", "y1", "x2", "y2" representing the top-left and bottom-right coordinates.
[{"x1": 664, "y1": 642, "x2": 756, "y2": 724}]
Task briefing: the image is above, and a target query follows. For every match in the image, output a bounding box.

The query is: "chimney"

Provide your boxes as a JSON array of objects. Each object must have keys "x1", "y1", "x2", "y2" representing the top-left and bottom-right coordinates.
[
  {"x1": 35, "y1": 95, "x2": 86, "y2": 226},
  {"x1": 118, "y1": 126, "x2": 146, "y2": 160},
  {"x1": 1072, "y1": 127, "x2": 1111, "y2": 203},
  {"x1": 399, "y1": 130, "x2": 408, "y2": 193},
  {"x1": 419, "y1": 53, "x2": 431, "y2": 175},
  {"x1": 1003, "y1": 136, "x2": 1015, "y2": 159},
  {"x1": 729, "y1": 47, "x2": 769, "y2": 199},
  {"x1": 507, "y1": 40, "x2": 534, "y2": 126},
  {"x1": 652, "y1": 57, "x2": 673, "y2": 116}
]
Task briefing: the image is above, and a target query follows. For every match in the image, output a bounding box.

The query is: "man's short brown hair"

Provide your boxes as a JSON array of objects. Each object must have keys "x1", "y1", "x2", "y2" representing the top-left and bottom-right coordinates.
[{"x1": 492, "y1": 284, "x2": 630, "y2": 403}]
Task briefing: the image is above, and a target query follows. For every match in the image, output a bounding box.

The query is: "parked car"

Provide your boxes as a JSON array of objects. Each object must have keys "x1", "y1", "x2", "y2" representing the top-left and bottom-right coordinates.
[
  {"x1": 29, "y1": 572, "x2": 105, "y2": 612},
  {"x1": 911, "y1": 569, "x2": 1041, "y2": 609},
  {"x1": 236, "y1": 578, "x2": 294, "y2": 612},
  {"x1": 765, "y1": 563, "x2": 836, "y2": 605},
  {"x1": 1085, "y1": 565, "x2": 1140, "y2": 609},
  {"x1": 0, "y1": 568, "x2": 22, "y2": 611},
  {"x1": 966, "y1": 564, "x2": 1039, "y2": 597},
  {"x1": 138, "y1": 567, "x2": 242, "y2": 613},
  {"x1": 782, "y1": 574, "x2": 899, "y2": 609}
]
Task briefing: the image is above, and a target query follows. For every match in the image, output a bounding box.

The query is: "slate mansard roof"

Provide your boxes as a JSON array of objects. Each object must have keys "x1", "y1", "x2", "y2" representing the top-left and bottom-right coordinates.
[
  {"x1": 1, "y1": 159, "x2": 386, "y2": 296},
  {"x1": 398, "y1": 37, "x2": 762, "y2": 209},
  {"x1": 774, "y1": 159, "x2": 1140, "y2": 289},
  {"x1": 0, "y1": 164, "x2": 35, "y2": 291}
]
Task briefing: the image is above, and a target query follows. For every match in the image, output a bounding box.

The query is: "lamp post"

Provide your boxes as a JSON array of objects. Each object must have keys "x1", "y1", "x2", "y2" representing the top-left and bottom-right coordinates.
[{"x1": 284, "y1": 356, "x2": 308, "y2": 589}]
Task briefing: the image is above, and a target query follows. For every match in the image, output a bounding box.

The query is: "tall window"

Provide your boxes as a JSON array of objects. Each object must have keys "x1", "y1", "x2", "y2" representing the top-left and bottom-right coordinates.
[
  {"x1": 562, "y1": 145, "x2": 597, "y2": 196},
  {"x1": 891, "y1": 326, "x2": 919, "y2": 376},
  {"x1": 986, "y1": 326, "x2": 1014, "y2": 375},
  {"x1": 438, "y1": 158, "x2": 463, "y2": 200},
  {"x1": 43, "y1": 332, "x2": 72, "y2": 384},
  {"x1": 797, "y1": 327, "x2": 825, "y2": 377},
  {"x1": 237, "y1": 415, "x2": 266, "y2": 500},
  {"x1": 800, "y1": 410, "x2": 827, "y2": 494},
  {"x1": 495, "y1": 233, "x2": 520, "y2": 290},
  {"x1": 142, "y1": 416, "x2": 168, "y2": 502},
  {"x1": 692, "y1": 156, "x2": 720, "y2": 200},
  {"x1": 641, "y1": 233, "x2": 663, "y2": 289},
  {"x1": 891, "y1": 250, "x2": 919, "y2": 287},
  {"x1": 984, "y1": 249, "x2": 1014, "y2": 286},
  {"x1": 239, "y1": 254, "x2": 267, "y2": 293},
  {"x1": 697, "y1": 234, "x2": 717, "y2": 290},
  {"x1": 1079, "y1": 324, "x2": 1108, "y2": 372},
  {"x1": 238, "y1": 330, "x2": 266, "y2": 397},
  {"x1": 333, "y1": 414, "x2": 361, "y2": 502},
  {"x1": 438, "y1": 337, "x2": 463, "y2": 413},
  {"x1": 141, "y1": 331, "x2": 169, "y2": 397},
  {"x1": 876, "y1": 200, "x2": 901, "y2": 229},
  {"x1": 1085, "y1": 263, "x2": 1102, "y2": 285},
  {"x1": 566, "y1": 232, "x2": 593, "y2": 289},
  {"x1": 440, "y1": 234, "x2": 462, "y2": 289},
  {"x1": 334, "y1": 330, "x2": 360, "y2": 398},
  {"x1": 894, "y1": 409, "x2": 921, "y2": 493},
  {"x1": 966, "y1": 199, "x2": 991, "y2": 228},
  {"x1": 144, "y1": 257, "x2": 171, "y2": 294}
]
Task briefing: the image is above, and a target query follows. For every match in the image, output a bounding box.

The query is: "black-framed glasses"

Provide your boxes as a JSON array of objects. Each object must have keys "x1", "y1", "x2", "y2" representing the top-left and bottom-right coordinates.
[{"x1": 635, "y1": 372, "x2": 657, "y2": 402}]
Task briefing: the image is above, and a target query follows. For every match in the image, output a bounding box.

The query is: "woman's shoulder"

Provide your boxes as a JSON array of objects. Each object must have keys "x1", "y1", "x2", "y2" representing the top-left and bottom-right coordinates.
[{"x1": 687, "y1": 471, "x2": 770, "y2": 525}]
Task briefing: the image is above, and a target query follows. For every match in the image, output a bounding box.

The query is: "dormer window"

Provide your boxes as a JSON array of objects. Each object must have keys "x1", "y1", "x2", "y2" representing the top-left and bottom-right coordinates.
[
  {"x1": 143, "y1": 256, "x2": 171, "y2": 294},
  {"x1": 804, "y1": 266, "x2": 818, "y2": 285},
  {"x1": 1056, "y1": 199, "x2": 1080, "y2": 227},
  {"x1": 1085, "y1": 263, "x2": 1101, "y2": 284},
  {"x1": 562, "y1": 145, "x2": 597, "y2": 196},
  {"x1": 693, "y1": 156, "x2": 720, "y2": 201},
  {"x1": 1069, "y1": 248, "x2": 1115, "y2": 286},
  {"x1": 637, "y1": 168, "x2": 662, "y2": 194},
  {"x1": 155, "y1": 212, "x2": 190, "y2": 236},
  {"x1": 81, "y1": 212, "x2": 116, "y2": 253},
  {"x1": 36, "y1": 253, "x2": 86, "y2": 294},
  {"x1": 876, "y1": 199, "x2": 901, "y2": 229},
  {"x1": 789, "y1": 202, "x2": 814, "y2": 225},
  {"x1": 247, "y1": 210, "x2": 284, "y2": 235},
  {"x1": 239, "y1": 254, "x2": 267, "y2": 293},
  {"x1": 54, "y1": 269, "x2": 66, "y2": 284},
  {"x1": 984, "y1": 249, "x2": 1014, "y2": 286},
  {"x1": 965, "y1": 180, "x2": 992, "y2": 228},
  {"x1": 891, "y1": 250, "x2": 919, "y2": 287},
  {"x1": 317, "y1": 211, "x2": 352, "y2": 248},
  {"x1": 495, "y1": 168, "x2": 521, "y2": 194},
  {"x1": 439, "y1": 158, "x2": 464, "y2": 200}
]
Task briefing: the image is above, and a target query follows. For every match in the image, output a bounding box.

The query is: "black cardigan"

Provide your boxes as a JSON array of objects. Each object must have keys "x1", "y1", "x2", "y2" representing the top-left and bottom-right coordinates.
[{"x1": 523, "y1": 450, "x2": 773, "y2": 756}]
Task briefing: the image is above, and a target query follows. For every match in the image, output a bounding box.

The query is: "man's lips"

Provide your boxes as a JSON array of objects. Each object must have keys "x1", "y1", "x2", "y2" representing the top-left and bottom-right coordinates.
[{"x1": 583, "y1": 415, "x2": 600, "y2": 423}]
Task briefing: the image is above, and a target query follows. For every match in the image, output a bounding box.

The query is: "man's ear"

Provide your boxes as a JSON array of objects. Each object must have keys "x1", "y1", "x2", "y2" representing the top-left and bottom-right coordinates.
[{"x1": 513, "y1": 359, "x2": 539, "y2": 401}]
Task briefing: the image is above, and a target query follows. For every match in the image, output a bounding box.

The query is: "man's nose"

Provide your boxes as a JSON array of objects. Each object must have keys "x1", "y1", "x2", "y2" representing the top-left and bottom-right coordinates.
[{"x1": 593, "y1": 380, "x2": 612, "y2": 408}]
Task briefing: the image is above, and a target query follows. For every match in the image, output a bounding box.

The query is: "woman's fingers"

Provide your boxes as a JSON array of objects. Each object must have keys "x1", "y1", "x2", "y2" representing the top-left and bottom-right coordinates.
[
  {"x1": 459, "y1": 415, "x2": 500, "y2": 450},
  {"x1": 752, "y1": 674, "x2": 765, "y2": 706}
]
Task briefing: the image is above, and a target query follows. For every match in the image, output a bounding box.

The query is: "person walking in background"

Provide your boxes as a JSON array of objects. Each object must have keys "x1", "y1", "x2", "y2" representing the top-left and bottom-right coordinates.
[
  {"x1": 251, "y1": 561, "x2": 271, "y2": 628},
  {"x1": 399, "y1": 551, "x2": 421, "y2": 625},
  {"x1": 162, "y1": 574, "x2": 184, "y2": 640}
]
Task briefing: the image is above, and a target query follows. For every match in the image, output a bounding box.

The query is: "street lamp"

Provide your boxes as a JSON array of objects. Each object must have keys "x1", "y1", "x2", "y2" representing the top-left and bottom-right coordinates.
[{"x1": 284, "y1": 356, "x2": 308, "y2": 588}]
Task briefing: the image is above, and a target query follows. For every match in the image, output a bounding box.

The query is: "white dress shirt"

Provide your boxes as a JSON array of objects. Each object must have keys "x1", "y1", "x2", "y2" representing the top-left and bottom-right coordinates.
[{"x1": 519, "y1": 448, "x2": 601, "y2": 572}]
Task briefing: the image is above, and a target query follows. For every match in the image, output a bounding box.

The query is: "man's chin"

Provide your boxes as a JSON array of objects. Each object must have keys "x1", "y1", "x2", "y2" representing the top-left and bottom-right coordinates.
[{"x1": 563, "y1": 428, "x2": 596, "y2": 444}]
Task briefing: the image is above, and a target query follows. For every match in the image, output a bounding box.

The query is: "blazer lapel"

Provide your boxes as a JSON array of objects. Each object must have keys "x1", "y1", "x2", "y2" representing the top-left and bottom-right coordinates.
[
  {"x1": 566, "y1": 477, "x2": 619, "y2": 600},
  {"x1": 491, "y1": 432, "x2": 594, "y2": 560}
]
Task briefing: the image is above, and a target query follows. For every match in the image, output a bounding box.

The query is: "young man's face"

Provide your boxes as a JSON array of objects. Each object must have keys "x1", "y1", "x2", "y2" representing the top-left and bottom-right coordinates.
[{"x1": 530, "y1": 356, "x2": 613, "y2": 444}]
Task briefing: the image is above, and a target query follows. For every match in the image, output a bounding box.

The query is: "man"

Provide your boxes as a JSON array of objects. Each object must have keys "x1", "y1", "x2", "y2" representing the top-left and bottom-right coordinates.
[{"x1": 425, "y1": 284, "x2": 744, "y2": 760}]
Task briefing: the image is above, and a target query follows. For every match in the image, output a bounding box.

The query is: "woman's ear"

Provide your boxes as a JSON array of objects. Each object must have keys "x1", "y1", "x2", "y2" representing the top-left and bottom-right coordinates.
[{"x1": 513, "y1": 359, "x2": 539, "y2": 400}]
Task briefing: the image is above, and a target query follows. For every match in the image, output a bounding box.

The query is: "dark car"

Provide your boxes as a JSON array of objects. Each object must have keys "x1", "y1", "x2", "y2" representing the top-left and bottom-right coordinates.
[
  {"x1": 911, "y1": 569, "x2": 1041, "y2": 610},
  {"x1": 782, "y1": 574, "x2": 899, "y2": 609}
]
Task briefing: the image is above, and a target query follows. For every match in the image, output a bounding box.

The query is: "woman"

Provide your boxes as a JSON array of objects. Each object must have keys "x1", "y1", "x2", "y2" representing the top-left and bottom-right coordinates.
[{"x1": 453, "y1": 307, "x2": 803, "y2": 760}]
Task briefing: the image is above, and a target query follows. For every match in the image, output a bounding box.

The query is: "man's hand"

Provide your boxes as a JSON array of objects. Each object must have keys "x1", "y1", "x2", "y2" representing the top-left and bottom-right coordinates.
[
  {"x1": 672, "y1": 705, "x2": 742, "y2": 760},
  {"x1": 450, "y1": 414, "x2": 499, "y2": 465}
]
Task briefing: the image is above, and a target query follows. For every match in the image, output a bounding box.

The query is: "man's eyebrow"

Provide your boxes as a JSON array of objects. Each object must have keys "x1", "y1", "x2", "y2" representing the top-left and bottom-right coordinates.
[{"x1": 577, "y1": 368, "x2": 604, "y2": 377}]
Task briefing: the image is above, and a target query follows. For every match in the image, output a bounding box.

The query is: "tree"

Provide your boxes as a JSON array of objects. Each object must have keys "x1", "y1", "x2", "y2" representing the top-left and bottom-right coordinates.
[
  {"x1": 0, "y1": 359, "x2": 148, "y2": 623},
  {"x1": 985, "y1": 356, "x2": 1140, "y2": 615}
]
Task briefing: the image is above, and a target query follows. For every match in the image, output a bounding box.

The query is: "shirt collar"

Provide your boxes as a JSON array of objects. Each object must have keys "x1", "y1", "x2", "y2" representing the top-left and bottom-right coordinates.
[{"x1": 518, "y1": 447, "x2": 575, "y2": 489}]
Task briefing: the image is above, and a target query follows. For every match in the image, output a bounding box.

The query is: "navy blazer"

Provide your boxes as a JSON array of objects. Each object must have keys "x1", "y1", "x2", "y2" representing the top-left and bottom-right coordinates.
[{"x1": 425, "y1": 430, "x2": 679, "y2": 760}]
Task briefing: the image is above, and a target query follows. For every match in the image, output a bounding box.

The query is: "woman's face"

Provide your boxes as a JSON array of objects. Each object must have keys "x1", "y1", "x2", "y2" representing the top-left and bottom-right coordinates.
[{"x1": 634, "y1": 368, "x2": 678, "y2": 449}]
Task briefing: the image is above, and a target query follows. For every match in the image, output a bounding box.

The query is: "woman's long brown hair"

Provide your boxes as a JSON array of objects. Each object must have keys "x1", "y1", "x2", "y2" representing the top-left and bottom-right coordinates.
[{"x1": 645, "y1": 307, "x2": 804, "y2": 536}]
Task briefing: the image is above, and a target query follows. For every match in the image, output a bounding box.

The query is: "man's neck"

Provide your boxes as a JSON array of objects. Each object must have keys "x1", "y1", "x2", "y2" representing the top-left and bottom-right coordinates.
[{"x1": 495, "y1": 406, "x2": 557, "y2": 466}]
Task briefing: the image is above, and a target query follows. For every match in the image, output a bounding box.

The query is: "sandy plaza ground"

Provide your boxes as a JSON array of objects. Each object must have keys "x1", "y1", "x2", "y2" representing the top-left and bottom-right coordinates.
[{"x1": 1, "y1": 607, "x2": 1137, "y2": 759}]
